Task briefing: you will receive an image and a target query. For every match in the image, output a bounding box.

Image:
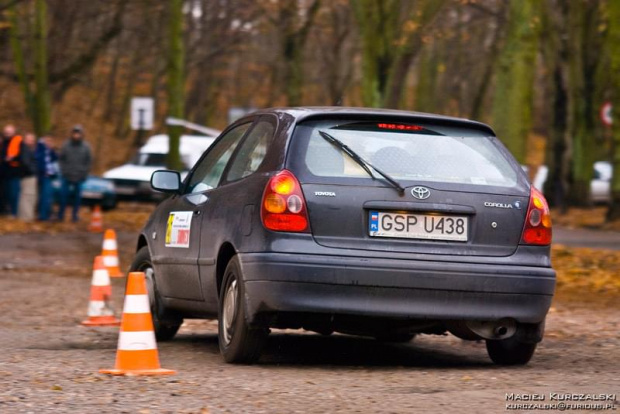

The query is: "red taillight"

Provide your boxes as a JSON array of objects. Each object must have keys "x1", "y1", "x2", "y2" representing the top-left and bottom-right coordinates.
[
  {"x1": 521, "y1": 187, "x2": 552, "y2": 245},
  {"x1": 261, "y1": 170, "x2": 310, "y2": 232}
]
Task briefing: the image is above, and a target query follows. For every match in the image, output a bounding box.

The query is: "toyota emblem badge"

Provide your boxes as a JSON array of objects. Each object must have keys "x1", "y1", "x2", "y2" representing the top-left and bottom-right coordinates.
[{"x1": 411, "y1": 186, "x2": 431, "y2": 200}]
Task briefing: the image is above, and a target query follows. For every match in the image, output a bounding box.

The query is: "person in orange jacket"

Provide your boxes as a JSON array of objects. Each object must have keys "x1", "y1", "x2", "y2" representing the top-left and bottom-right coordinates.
[
  {"x1": 0, "y1": 127, "x2": 7, "y2": 215},
  {"x1": 2, "y1": 124, "x2": 23, "y2": 217}
]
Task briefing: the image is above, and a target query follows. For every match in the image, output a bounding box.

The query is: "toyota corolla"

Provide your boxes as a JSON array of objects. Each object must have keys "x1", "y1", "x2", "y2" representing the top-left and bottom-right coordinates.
[{"x1": 131, "y1": 107, "x2": 555, "y2": 365}]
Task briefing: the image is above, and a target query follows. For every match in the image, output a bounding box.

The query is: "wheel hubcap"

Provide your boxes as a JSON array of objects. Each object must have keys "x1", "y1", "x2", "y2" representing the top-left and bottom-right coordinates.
[{"x1": 222, "y1": 278, "x2": 238, "y2": 345}]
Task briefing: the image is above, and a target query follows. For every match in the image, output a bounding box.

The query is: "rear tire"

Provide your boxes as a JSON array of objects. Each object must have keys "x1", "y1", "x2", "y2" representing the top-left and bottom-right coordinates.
[
  {"x1": 486, "y1": 336, "x2": 537, "y2": 366},
  {"x1": 218, "y1": 256, "x2": 268, "y2": 364},
  {"x1": 130, "y1": 246, "x2": 182, "y2": 341}
]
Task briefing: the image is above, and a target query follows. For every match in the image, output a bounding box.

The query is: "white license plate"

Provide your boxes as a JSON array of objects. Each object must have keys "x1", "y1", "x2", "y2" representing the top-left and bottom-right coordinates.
[
  {"x1": 82, "y1": 191, "x2": 103, "y2": 199},
  {"x1": 369, "y1": 211, "x2": 468, "y2": 242}
]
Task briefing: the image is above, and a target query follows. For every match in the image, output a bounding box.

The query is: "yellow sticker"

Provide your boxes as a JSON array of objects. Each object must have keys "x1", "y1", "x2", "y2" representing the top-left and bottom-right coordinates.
[{"x1": 165, "y1": 213, "x2": 174, "y2": 245}]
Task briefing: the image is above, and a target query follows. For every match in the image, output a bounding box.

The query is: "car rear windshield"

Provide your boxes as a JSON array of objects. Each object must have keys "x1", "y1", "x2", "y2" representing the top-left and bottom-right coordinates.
[{"x1": 299, "y1": 120, "x2": 517, "y2": 188}]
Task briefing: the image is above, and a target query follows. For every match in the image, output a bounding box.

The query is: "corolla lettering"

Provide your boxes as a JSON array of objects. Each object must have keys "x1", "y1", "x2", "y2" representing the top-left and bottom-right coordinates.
[{"x1": 484, "y1": 202, "x2": 513, "y2": 209}]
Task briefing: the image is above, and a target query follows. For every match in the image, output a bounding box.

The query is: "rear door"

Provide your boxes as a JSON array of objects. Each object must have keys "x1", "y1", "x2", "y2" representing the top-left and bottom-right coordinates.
[{"x1": 288, "y1": 119, "x2": 530, "y2": 257}]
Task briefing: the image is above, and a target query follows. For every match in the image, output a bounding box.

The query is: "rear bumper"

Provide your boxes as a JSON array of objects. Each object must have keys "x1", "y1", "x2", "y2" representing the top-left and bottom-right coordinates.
[{"x1": 239, "y1": 252, "x2": 555, "y2": 325}]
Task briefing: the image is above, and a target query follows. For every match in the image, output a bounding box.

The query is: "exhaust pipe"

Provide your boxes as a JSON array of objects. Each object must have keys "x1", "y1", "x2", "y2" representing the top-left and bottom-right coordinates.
[
  {"x1": 466, "y1": 319, "x2": 517, "y2": 340},
  {"x1": 494, "y1": 325, "x2": 508, "y2": 337}
]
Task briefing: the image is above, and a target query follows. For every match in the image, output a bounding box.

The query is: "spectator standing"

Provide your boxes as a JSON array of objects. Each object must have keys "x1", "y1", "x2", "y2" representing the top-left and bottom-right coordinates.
[
  {"x1": 36, "y1": 135, "x2": 58, "y2": 221},
  {"x1": 17, "y1": 133, "x2": 38, "y2": 222},
  {"x1": 3, "y1": 124, "x2": 24, "y2": 217},
  {"x1": 0, "y1": 129, "x2": 7, "y2": 215},
  {"x1": 58, "y1": 125, "x2": 91, "y2": 222}
]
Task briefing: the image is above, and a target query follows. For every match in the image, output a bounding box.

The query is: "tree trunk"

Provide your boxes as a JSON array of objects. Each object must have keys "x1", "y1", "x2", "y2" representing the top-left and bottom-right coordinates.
[
  {"x1": 283, "y1": 36, "x2": 304, "y2": 107},
  {"x1": 606, "y1": 1, "x2": 620, "y2": 219},
  {"x1": 354, "y1": 0, "x2": 444, "y2": 109},
  {"x1": 383, "y1": 0, "x2": 445, "y2": 109},
  {"x1": 167, "y1": 0, "x2": 185, "y2": 171},
  {"x1": 8, "y1": 3, "x2": 34, "y2": 128},
  {"x1": 564, "y1": 1, "x2": 594, "y2": 206},
  {"x1": 544, "y1": 65, "x2": 570, "y2": 212},
  {"x1": 281, "y1": 0, "x2": 321, "y2": 107},
  {"x1": 540, "y1": 0, "x2": 570, "y2": 211},
  {"x1": 491, "y1": 0, "x2": 541, "y2": 164},
  {"x1": 414, "y1": 46, "x2": 438, "y2": 113},
  {"x1": 470, "y1": 1, "x2": 508, "y2": 120},
  {"x1": 352, "y1": 0, "x2": 395, "y2": 108},
  {"x1": 33, "y1": 0, "x2": 51, "y2": 136}
]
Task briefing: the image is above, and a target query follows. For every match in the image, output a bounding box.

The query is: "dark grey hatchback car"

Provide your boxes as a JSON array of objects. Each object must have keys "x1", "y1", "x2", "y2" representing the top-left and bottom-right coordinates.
[{"x1": 131, "y1": 107, "x2": 555, "y2": 365}]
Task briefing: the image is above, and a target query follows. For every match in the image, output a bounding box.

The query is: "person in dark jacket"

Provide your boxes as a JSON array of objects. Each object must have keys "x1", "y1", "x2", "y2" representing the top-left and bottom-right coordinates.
[
  {"x1": 58, "y1": 125, "x2": 92, "y2": 222},
  {"x1": 36, "y1": 135, "x2": 58, "y2": 221},
  {"x1": 18, "y1": 133, "x2": 38, "y2": 221}
]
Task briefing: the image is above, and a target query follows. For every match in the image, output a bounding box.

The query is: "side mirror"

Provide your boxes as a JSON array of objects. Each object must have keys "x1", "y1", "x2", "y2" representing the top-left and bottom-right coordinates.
[{"x1": 151, "y1": 170, "x2": 181, "y2": 193}]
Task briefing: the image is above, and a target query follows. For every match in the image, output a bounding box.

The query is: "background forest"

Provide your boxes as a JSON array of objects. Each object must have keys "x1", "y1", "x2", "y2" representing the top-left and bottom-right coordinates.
[{"x1": 1, "y1": 0, "x2": 619, "y2": 215}]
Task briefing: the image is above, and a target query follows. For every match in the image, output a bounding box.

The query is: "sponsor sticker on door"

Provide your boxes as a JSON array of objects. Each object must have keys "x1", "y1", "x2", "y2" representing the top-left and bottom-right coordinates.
[{"x1": 165, "y1": 211, "x2": 193, "y2": 248}]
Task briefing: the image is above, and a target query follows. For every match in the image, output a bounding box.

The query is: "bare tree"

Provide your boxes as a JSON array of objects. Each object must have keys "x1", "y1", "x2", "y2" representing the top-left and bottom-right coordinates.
[{"x1": 167, "y1": 0, "x2": 184, "y2": 170}]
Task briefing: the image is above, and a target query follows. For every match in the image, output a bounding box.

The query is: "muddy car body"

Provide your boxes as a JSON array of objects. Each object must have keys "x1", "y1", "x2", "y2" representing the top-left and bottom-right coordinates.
[{"x1": 132, "y1": 107, "x2": 555, "y2": 365}]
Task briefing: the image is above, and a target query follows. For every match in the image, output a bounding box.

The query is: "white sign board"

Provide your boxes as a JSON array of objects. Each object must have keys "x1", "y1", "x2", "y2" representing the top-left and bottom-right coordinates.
[{"x1": 131, "y1": 97, "x2": 154, "y2": 130}]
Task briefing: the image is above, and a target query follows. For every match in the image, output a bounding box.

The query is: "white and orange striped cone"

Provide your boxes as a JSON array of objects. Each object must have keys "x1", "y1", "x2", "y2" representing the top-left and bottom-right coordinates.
[
  {"x1": 102, "y1": 229, "x2": 123, "y2": 278},
  {"x1": 89, "y1": 205, "x2": 103, "y2": 233},
  {"x1": 81, "y1": 256, "x2": 121, "y2": 327},
  {"x1": 100, "y1": 272, "x2": 175, "y2": 376}
]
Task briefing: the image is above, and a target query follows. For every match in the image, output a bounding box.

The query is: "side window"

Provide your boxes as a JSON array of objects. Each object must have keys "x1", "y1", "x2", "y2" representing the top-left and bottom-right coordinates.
[
  {"x1": 186, "y1": 123, "x2": 251, "y2": 193},
  {"x1": 225, "y1": 120, "x2": 276, "y2": 182}
]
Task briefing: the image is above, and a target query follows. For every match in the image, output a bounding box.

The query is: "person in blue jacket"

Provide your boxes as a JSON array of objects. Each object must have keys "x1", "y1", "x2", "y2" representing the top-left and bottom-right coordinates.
[{"x1": 36, "y1": 135, "x2": 58, "y2": 221}]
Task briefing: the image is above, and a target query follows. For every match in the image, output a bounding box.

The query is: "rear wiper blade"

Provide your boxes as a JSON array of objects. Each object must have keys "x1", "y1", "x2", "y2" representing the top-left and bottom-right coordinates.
[{"x1": 318, "y1": 130, "x2": 405, "y2": 195}]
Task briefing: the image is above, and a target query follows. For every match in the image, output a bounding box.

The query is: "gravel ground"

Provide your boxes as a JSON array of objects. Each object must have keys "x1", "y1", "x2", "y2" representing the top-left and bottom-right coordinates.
[{"x1": 0, "y1": 231, "x2": 618, "y2": 413}]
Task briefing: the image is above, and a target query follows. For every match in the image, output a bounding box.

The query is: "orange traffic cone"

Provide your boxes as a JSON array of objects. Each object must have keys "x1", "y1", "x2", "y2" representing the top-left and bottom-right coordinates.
[
  {"x1": 89, "y1": 205, "x2": 103, "y2": 233},
  {"x1": 100, "y1": 272, "x2": 175, "y2": 376},
  {"x1": 82, "y1": 256, "x2": 121, "y2": 327},
  {"x1": 102, "y1": 229, "x2": 123, "y2": 278}
]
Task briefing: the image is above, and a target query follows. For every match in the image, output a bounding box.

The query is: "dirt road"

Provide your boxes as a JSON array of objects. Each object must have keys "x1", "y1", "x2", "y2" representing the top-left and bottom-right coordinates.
[
  {"x1": 554, "y1": 226, "x2": 620, "y2": 250},
  {"x1": 0, "y1": 230, "x2": 618, "y2": 413}
]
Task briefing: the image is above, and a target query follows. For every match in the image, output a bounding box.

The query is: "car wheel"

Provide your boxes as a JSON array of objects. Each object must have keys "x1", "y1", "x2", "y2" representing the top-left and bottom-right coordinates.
[
  {"x1": 374, "y1": 333, "x2": 416, "y2": 343},
  {"x1": 486, "y1": 336, "x2": 537, "y2": 366},
  {"x1": 218, "y1": 256, "x2": 268, "y2": 364},
  {"x1": 130, "y1": 246, "x2": 182, "y2": 341}
]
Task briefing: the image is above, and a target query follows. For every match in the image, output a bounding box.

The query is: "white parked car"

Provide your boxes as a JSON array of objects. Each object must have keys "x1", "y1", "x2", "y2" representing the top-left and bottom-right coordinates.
[
  {"x1": 531, "y1": 161, "x2": 612, "y2": 204},
  {"x1": 104, "y1": 134, "x2": 218, "y2": 200}
]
